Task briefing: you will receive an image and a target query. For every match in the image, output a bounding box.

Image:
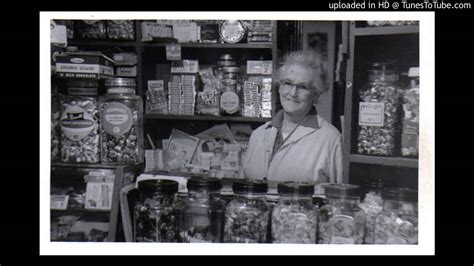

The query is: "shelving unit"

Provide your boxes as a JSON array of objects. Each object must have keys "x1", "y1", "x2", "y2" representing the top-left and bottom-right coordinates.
[
  {"x1": 50, "y1": 163, "x2": 142, "y2": 242},
  {"x1": 342, "y1": 21, "x2": 419, "y2": 185}
]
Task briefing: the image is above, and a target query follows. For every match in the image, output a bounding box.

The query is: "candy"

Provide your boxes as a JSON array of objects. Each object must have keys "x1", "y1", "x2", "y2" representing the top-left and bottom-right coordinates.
[
  {"x1": 374, "y1": 210, "x2": 418, "y2": 244},
  {"x1": 224, "y1": 199, "x2": 270, "y2": 243},
  {"x1": 60, "y1": 96, "x2": 100, "y2": 163},
  {"x1": 135, "y1": 196, "x2": 180, "y2": 242},
  {"x1": 271, "y1": 203, "x2": 318, "y2": 243},
  {"x1": 358, "y1": 83, "x2": 403, "y2": 156},
  {"x1": 107, "y1": 20, "x2": 135, "y2": 40}
]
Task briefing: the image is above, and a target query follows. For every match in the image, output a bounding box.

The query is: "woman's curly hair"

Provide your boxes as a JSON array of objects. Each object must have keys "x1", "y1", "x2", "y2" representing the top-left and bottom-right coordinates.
[{"x1": 275, "y1": 50, "x2": 328, "y2": 98}]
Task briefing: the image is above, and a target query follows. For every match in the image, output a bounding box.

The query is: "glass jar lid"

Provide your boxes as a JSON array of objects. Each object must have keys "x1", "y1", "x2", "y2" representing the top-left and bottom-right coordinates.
[
  {"x1": 232, "y1": 179, "x2": 268, "y2": 194},
  {"x1": 382, "y1": 187, "x2": 417, "y2": 202},
  {"x1": 138, "y1": 179, "x2": 179, "y2": 194},
  {"x1": 278, "y1": 181, "x2": 315, "y2": 196},
  {"x1": 187, "y1": 176, "x2": 222, "y2": 192},
  {"x1": 105, "y1": 77, "x2": 136, "y2": 88},
  {"x1": 324, "y1": 184, "x2": 361, "y2": 199}
]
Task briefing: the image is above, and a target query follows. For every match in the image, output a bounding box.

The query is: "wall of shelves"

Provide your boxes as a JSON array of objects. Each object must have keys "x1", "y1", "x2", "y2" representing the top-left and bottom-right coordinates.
[{"x1": 342, "y1": 21, "x2": 419, "y2": 187}]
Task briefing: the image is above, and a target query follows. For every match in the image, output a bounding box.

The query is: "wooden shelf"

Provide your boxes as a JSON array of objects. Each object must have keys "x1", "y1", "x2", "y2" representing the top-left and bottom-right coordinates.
[
  {"x1": 51, "y1": 162, "x2": 143, "y2": 169},
  {"x1": 141, "y1": 42, "x2": 273, "y2": 49},
  {"x1": 145, "y1": 113, "x2": 271, "y2": 123},
  {"x1": 352, "y1": 25, "x2": 419, "y2": 36},
  {"x1": 349, "y1": 154, "x2": 418, "y2": 168},
  {"x1": 69, "y1": 40, "x2": 138, "y2": 47}
]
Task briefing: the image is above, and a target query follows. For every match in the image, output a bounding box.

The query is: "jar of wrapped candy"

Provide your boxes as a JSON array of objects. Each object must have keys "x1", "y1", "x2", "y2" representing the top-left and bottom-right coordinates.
[
  {"x1": 100, "y1": 78, "x2": 143, "y2": 164},
  {"x1": 179, "y1": 176, "x2": 226, "y2": 243},
  {"x1": 359, "y1": 176, "x2": 384, "y2": 244},
  {"x1": 224, "y1": 180, "x2": 270, "y2": 243},
  {"x1": 401, "y1": 67, "x2": 420, "y2": 157},
  {"x1": 374, "y1": 187, "x2": 418, "y2": 244},
  {"x1": 357, "y1": 62, "x2": 403, "y2": 156},
  {"x1": 78, "y1": 20, "x2": 107, "y2": 40},
  {"x1": 59, "y1": 79, "x2": 100, "y2": 163},
  {"x1": 107, "y1": 20, "x2": 135, "y2": 40},
  {"x1": 317, "y1": 184, "x2": 365, "y2": 244},
  {"x1": 134, "y1": 179, "x2": 180, "y2": 242},
  {"x1": 271, "y1": 182, "x2": 318, "y2": 244}
]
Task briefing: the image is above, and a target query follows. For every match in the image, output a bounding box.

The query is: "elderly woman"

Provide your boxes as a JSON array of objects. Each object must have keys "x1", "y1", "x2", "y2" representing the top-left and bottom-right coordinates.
[{"x1": 243, "y1": 50, "x2": 343, "y2": 184}]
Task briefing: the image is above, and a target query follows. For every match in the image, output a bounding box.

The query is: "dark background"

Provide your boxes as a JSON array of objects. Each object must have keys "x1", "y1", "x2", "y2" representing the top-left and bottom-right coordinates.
[{"x1": 0, "y1": 2, "x2": 471, "y2": 260}]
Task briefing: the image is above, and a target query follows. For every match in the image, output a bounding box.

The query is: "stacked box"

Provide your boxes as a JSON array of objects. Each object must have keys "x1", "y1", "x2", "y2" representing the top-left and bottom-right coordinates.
[{"x1": 247, "y1": 20, "x2": 273, "y2": 43}]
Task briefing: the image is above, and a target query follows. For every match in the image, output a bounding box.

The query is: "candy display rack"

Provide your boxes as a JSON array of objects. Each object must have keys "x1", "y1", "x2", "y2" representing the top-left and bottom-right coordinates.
[{"x1": 342, "y1": 21, "x2": 419, "y2": 184}]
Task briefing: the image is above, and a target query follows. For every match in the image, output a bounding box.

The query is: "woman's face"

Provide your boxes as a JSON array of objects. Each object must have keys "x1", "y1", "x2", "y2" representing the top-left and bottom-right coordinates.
[{"x1": 279, "y1": 64, "x2": 316, "y2": 117}]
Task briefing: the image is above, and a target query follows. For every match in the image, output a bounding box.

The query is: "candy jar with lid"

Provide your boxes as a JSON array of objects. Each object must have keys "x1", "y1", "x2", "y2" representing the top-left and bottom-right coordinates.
[
  {"x1": 271, "y1": 182, "x2": 318, "y2": 243},
  {"x1": 179, "y1": 176, "x2": 226, "y2": 243},
  {"x1": 317, "y1": 184, "x2": 365, "y2": 244},
  {"x1": 224, "y1": 180, "x2": 270, "y2": 243},
  {"x1": 100, "y1": 78, "x2": 143, "y2": 164},
  {"x1": 374, "y1": 187, "x2": 418, "y2": 244},
  {"x1": 134, "y1": 179, "x2": 181, "y2": 242},
  {"x1": 59, "y1": 79, "x2": 100, "y2": 163},
  {"x1": 357, "y1": 62, "x2": 403, "y2": 156}
]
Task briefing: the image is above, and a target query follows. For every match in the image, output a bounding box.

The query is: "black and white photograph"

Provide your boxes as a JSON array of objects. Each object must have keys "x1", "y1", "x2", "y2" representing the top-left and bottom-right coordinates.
[{"x1": 40, "y1": 11, "x2": 435, "y2": 255}]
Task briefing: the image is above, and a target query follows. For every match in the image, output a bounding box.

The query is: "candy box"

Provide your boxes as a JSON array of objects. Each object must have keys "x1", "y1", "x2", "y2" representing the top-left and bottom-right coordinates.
[{"x1": 56, "y1": 52, "x2": 114, "y2": 79}]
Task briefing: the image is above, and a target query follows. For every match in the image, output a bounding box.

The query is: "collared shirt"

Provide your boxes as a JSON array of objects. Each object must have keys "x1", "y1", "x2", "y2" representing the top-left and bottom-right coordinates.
[
  {"x1": 243, "y1": 107, "x2": 343, "y2": 184},
  {"x1": 268, "y1": 107, "x2": 319, "y2": 163}
]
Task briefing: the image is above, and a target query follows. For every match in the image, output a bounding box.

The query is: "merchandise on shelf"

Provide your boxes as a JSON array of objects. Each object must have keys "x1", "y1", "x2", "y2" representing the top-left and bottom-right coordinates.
[
  {"x1": 113, "y1": 52, "x2": 137, "y2": 66},
  {"x1": 219, "y1": 20, "x2": 247, "y2": 44},
  {"x1": 224, "y1": 180, "x2": 270, "y2": 243},
  {"x1": 247, "y1": 20, "x2": 273, "y2": 43},
  {"x1": 55, "y1": 51, "x2": 115, "y2": 80},
  {"x1": 357, "y1": 62, "x2": 403, "y2": 156},
  {"x1": 199, "y1": 23, "x2": 219, "y2": 43},
  {"x1": 374, "y1": 187, "x2": 418, "y2": 244},
  {"x1": 318, "y1": 184, "x2": 365, "y2": 244},
  {"x1": 140, "y1": 21, "x2": 174, "y2": 42},
  {"x1": 100, "y1": 78, "x2": 144, "y2": 164},
  {"x1": 146, "y1": 80, "x2": 168, "y2": 114},
  {"x1": 78, "y1": 20, "x2": 107, "y2": 40},
  {"x1": 134, "y1": 179, "x2": 181, "y2": 242},
  {"x1": 59, "y1": 79, "x2": 100, "y2": 163},
  {"x1": 366, "y1": 21, "x2": 419, "y2": 27},
  {"x1": 179, "y1": 176, "x2": 226, "y2": 243},
  {"x1": 168, "y1": 74, "x2": 197, "y2": 115},
  {"x1": 401, "y1": 67, "x2": 419, "y2": 157},
  {"x1": 271, "y1": 182, "x2": 318, "y2": 244},
  {"x1": 107, "y1": 20, "x2": 135, "y2": 40}
]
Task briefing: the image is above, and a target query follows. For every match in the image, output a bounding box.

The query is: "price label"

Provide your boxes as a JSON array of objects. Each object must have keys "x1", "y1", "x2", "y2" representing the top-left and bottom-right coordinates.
[{"x1": 359, "y1": 102, "x2": 384, "y2": 126}]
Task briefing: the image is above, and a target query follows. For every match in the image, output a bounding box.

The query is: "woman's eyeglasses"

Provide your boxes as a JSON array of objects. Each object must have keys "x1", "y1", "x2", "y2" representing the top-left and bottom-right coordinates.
[{"x1": 279, "y1": 80, "x2": 312, "y2": 92}]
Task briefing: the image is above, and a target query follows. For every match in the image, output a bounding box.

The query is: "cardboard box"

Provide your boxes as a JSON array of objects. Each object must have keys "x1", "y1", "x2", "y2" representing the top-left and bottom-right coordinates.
[
  {"x1": 115, "y1": 66, "x2": 137, "y2": 77},
  {"x1": 56, "y1": 52, "x2": 114, "y2": 79}
]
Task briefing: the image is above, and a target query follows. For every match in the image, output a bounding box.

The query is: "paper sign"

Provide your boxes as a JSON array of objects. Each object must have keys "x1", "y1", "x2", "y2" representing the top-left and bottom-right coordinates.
[
  {"x1": 166, "y1": 44, "x2": 182, "y2": 60},
  {"x1": 359, "y1": 102, "x2": 384, "y2": 126}
]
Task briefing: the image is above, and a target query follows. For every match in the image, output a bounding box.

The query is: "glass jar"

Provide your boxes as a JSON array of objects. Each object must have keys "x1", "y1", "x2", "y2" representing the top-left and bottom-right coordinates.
[
  {"x1": 179, "y1": 176, "x2": 226, "y2": 243},
  {"x1": 401, "y1": 67, "x2": 420, "y2": 157},
  {"x1": 100, "y1": 78, "x2": 143, "y2": 164},
  {"x1": 220, "y1": 79, "x2": 241, "y2": 116},
  {"x1": 357, "y1": 62, "x2": 403, "y2": 156},
  {"x1": 224, "y1": 180, "x2": 270, "y2": 243},
  {"x1": 59, "y1": 79, "x2": 100, "y2": 163},
  {"x1": 78, "y1": 20, "x2": 106, "y2": 40},
  {"x1": 374, "y1": 188, "x2": 418, "y2": 244},
  {"x1": 359, "y1": 176, "x2": 384, "y2": 244},
  {"x1": 134, "y1": 179, "x2": 180, "y2": 242},
  {"x1": 271, "y1": 182, "x2": 318, "y2": 244},
  {"x1": 318, "y1": 184, "x2": 365, "y2": 244},
  {"x1": 107, "y1": 20, "x2": 135, "y2": 41}
]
